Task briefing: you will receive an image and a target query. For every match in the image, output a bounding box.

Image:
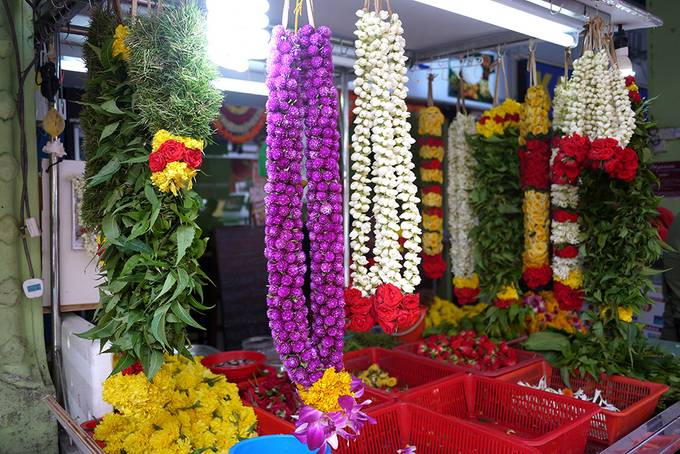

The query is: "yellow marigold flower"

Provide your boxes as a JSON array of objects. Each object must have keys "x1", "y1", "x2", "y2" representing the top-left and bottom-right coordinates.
[
  {"x1": 555, "y1": 269, "x2": 583, "y2": 289},
  {"x1": 423, "y1": 231, "x2": 443, "y2": 255},
  {"x1": 476, "y1": 99, "x2": 521, "y2": 138},
  {"x1": 418, "y1": 106, "x2": 445, "y2": 136},
  {"x1": 420, "y1": 168, "x2": 443, "y2": 183},
  {"x1": 421, "y1": 192, "x2": 442, "y2": 208},
  {"x1": 497, "y1": 284, "x2": 519, "y2": 301},
  {"x1": 618, "y1": 306, "x2": 633, "y2": 323},
  {"x1": 152, "y1": 129, "x2": 205, "y2": 152},
  {"x1": 298, "y1": 368, "x2": 352, "y2": 413},
  {"x1": 151, "y1": 161, "x2": 197, "y2": 195},
  {"x1": 422, "y1": 214, "x2": 443, "y2": 231},
  {"x1": 454, "y1": 274, "x2": 479, "y2": 289},
  {"x1": 419, "y1": 145, "x2": 445, "y2": 161},
  {"x1": 112, "y1": 25, "x2": 130, "y2": 60}
]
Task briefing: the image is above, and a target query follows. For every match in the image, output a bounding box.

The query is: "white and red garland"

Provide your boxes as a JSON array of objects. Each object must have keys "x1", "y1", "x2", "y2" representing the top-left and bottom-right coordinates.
[{"x1": 447, "y1": 114, "x2": 480, "y2": 304}]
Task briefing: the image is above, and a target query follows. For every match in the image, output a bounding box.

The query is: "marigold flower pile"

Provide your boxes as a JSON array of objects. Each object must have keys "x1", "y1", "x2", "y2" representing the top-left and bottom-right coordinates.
[
  {"x1": 357, "y1": 363, "x2": 398, "y2": 391},
  {"x1": 418, "y1": 107, "x2": 447, "y2": 279},
  {"x1": 94, "y1": 355, "x2": 257, "y2": 454}
]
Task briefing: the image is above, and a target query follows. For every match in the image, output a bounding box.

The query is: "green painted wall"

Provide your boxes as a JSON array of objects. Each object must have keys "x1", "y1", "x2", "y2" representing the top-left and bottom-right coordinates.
[
  {"x1": 649, "y1": 1, "x2": 680, "y2": 214},
  {"x1": 0, "y1": 0, "x2": 57, "y2": 451}
]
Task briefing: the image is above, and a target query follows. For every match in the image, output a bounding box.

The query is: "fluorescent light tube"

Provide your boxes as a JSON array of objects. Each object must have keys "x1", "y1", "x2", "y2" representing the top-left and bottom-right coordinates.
[
  {"x1": 60, "y1": 56, "x2": 87, "y2": 73},
  {"x1": 211, "y1": 77, "x2": 269, "y2": 96},
  {"x1": 411, "y1": 0, "x2": 578, "y2": 47}
]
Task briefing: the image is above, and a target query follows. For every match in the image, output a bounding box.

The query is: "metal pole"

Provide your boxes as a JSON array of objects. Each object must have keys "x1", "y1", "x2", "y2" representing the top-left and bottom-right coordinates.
[
  {"x1": 340, "y1": 70, "x2": 351, "y2": 287},
  {"x1": 50, "y1": 36, "x2": 63, "y2": 405}
]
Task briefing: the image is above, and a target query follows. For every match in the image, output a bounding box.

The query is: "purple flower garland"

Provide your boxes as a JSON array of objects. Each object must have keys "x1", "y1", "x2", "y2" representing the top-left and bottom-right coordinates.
[{"x1": 264, "y1": 24, "x2": 344, "y2": 387}]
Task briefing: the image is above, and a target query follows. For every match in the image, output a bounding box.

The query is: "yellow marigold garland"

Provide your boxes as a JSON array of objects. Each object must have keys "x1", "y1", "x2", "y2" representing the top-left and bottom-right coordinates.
[
  {"x1": 149, "y1": 129, "x2": 204, "y2": 195},
  {"x1": 418, "y1": 105, "x2": 446, "y2": 280},
  {"x1": 519, "y1": 85, "x2": 551, "y2": 144},
  {"x1": 297, "y1": 368, "x2": 353, "y2": 413},
  {"x1": 150, "y1": 161, "x2": 197, "y2": 196}
]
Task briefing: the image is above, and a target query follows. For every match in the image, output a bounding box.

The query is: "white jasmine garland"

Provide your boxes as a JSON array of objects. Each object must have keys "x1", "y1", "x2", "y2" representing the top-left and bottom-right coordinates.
[
  {"x1": 349, "y1": 10, "x2": 421, "y2": 296},
  {"x1": 447, "y1": 114, "x2": 477, "y2": 279}
]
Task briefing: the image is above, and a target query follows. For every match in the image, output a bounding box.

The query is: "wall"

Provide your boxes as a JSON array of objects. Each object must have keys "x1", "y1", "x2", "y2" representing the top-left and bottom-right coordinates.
[
  {"x1": 648, "y1": 1, "x2": 680, "y2": 214},
  {"x1": 0, "y1": 0, "x2": 57, "y2": 451}
]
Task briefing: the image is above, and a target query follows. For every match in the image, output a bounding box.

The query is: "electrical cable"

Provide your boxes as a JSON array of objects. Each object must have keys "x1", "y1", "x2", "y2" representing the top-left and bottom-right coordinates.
[{"x1": 2, "y1": 0, "x2": 37, "y2": 279}]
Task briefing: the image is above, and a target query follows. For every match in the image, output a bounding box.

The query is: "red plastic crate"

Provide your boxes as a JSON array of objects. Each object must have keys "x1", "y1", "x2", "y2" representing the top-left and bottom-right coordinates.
[
  {"x1": 496, "y1": 360, "x2": 669, "y2": 445},
  {"x1": 343, "y1": 347, "x2": 463, "y2": 397},
  {"x1": 256, "y1": 403, "x2": 541, "y2": 453},
  {"x1": 395, "y1": 341, "x2": 541, "y2": 377},
  {"x1": 401, "y1": 374, "x2": 600, "y2": 454}
]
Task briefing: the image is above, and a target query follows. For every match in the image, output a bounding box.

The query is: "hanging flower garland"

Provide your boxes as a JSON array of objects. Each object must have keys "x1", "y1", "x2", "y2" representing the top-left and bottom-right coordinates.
[
  {"x1": 349, "y1": 9, "x2": 422, "y2": 298},
  {"x1": 148, "y1": 130, "x2": 204, "y2": 195},
  {"x1": 213, "y1": 104, "x2": 267, "y2": 144},
  {"x1": 519, "y1": 50, "x2": 552, "y2": 291},
  {"x1": 265, "y1": 23, "x2": 373, "y2": 451},
  {"x1": 447, "y1": 114, "x2": 480, "y2": 304},
  {"x1": 551, "y1": 19, "x2": 637, "y2": 311},
  {"x1": 470, "y1": 98, "x2": 523, "y2": 307},
  {"x1": 418, "y1": 98, "x2": 446, "y2": 279}
]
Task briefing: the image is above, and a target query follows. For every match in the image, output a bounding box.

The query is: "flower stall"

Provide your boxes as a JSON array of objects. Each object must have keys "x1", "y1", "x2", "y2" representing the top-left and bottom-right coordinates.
[{"x1": 10, "y1": 0, "x2": 680, "y2": 453}]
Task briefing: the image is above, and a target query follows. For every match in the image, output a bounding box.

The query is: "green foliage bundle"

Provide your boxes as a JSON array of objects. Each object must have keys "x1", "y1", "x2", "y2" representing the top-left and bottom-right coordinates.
[
  {"x1": 80, "y1": 4, "x2": 220, "y2": 378},
  {"x1": 468, "y1": 133, "x2": 523, "y2": 302},
  {"x1": 126, "y1": 4, "x2": 222, "y2": 138},
  {"x1": 579, "y1": 97, "x2": 663, "y2": 318}
]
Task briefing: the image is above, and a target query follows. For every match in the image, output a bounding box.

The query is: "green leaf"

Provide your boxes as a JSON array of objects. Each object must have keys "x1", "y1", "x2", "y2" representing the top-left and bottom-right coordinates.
[
  {"x1": 110, "y1": 353, "x2": 137, "y2": 375},
  {"x1": 144, "y1": 184, "x2": 160, "y2": 208},
  {"x1": 524, "y1": 331, "x2": 572, "y2": 355},
  {"x1": 171, "y1": 301, "x2": 204, "y2": 330},
  {"x1": 175, "y1": 225, "x2": 195, "y2": 265},
  {"x1": 99, "y1": 121, "x2": 120, "y2": 142},
  {"x1": 89, "y1": 158, "x2": 121, "y2": 186},
  {"x1": 102, "y1": 215, "x2": 120, "y2": 241},
  {"x1": 170, "y1": 268, "x2": 190, "y2": 301},
  {"x1": 154, "y1": 273, "x2": 177, "y2": 302},
  {"x1": 100, "y1": 99, "x2": 125, "y2": 115},
  {"x1": 121, "y1": 255, "x2": 143, "y2": 276},
  {"x1": 151, "y1": 304, "x2": 170, "y2": 346},
  {"x1": 146, "y1": 350, "x2": 164, "y2": 380}
]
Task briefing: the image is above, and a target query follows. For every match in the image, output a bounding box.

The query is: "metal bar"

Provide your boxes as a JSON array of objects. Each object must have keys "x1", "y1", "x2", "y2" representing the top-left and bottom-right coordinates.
[
  {"x1": 49, "y1": 153, "x2": 63, "y2": 405},
  {"x1": 340, "y1": 70, "x2": 351, "y2": 287},
  {"x1": 42, "y1": 395, "x2": 104, "y2": 454}
]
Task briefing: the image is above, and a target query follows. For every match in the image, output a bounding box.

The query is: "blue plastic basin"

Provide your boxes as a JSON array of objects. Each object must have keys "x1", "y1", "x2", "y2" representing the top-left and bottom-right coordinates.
[{"x1": 230, "y1": 435, "x2": 327, "y2": 454}]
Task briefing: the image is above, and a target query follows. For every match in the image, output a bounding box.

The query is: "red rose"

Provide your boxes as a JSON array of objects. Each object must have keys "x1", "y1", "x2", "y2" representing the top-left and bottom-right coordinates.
[
  {"x1": 346, "y1": 313, "x2": 375, "y2": 332},
  {"x1": 525, "y1": 138, "x2": 549, "y2": 155},
  {"x1": 158, "y1": 139, "x2": 187, "y2": 163},
  {"x1": 555, "y1": 245, "x2": 578, "y2": 258},
  {"x1": 553, "y1": 209, "x2": 579, "y2": 223},
  {"x1": 425, "y1": 207, "x2": 444, "y2": 218},
  {"x1": 122, "y1": 361, "x2": 144, "y2": 376},
  {"x1": 494, "y1": 114, "x2": 504, "y2": 123},
  {"x1": 454, "y1": 286, "x2": 480, "y2": 305},
  {"x1": 553, "y1": 281, "x2": 584, "y2": 311},
  {"x1": 604, "y1": 147, "x2": 638, "y2": 182},
  {"x1": 559, "y1": 134, "x2": 589, "y2": 164},
  {"x1": 629, "y1": 90, "x2": 641, "y2": 104},
  {"x1": 421, "y1": 159, "x2": 442, "y2": 169},
  {"x1": 422, "y1": 253, "x2": 446, "y2": 279},
  {"x1": 589, "y1": 138, "x2": 619, "y2": 161},
  {"x1": 401, "y1": 293, "x2": 420, "y2": 311},
  {"x1": 184, "y1": 148, "x2": 203, "y2": 169},
  {"x1": 494, "y1": 298, "x2": 514, "y2": 309},
  {"x1": 396, "y1": 308, "x2": 420, "y2": 331},
  {"x1": 422, "y1": 185, "x2": 442, "y2": 194},
  {"x1": 149, "y1": 151, "x2": 167, "y2": 172},
  {"x1": 523, "y1": 265, "x2": 552, "y2": 290},
  {"x1": 624, "y1": 75, "x2": 636, "y2": 86},
  {"x1": 345, "y1": 287, "x2": 374, "y2": 315},
  {"x1": 479, "y1": 116, "x2": 489, "y2": 125},
  {"x1": 552, "y1": 152, "x2": 581, "y2": 183}
]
